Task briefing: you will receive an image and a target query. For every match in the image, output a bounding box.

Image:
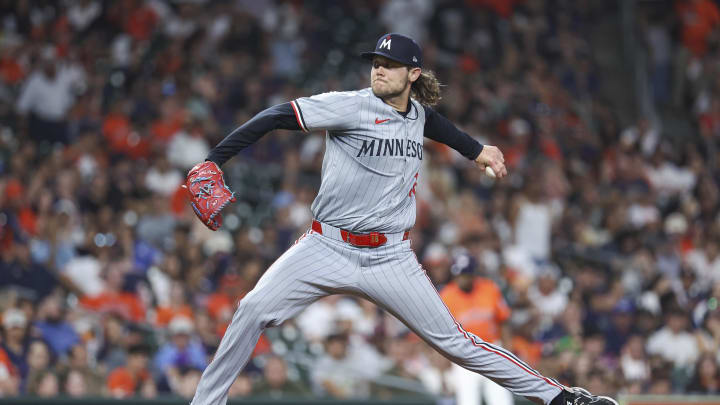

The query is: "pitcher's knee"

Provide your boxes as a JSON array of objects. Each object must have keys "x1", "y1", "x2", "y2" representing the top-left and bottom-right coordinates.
[{"x1": 236, "y1": 293, "x2": 277, "y2": 327}]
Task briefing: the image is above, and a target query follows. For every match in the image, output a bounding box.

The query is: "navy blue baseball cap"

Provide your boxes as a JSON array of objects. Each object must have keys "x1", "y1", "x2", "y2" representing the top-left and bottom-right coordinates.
[
  {"x1": 450, "y1": 254, "x2": 477, "y2": 277},
  {"x1": 361, "y1": 33, "x2": 422, "y2": 68}
]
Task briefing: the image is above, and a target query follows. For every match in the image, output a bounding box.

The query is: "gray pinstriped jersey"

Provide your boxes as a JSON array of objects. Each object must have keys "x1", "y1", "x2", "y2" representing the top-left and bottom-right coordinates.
[{"x1": 291, "y1": 88, "x2": 426, "y2": 234}]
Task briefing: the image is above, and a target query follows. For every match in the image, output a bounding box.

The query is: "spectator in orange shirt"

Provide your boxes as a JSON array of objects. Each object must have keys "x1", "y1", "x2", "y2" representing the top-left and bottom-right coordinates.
[
  {"x1": 510, "y1": 316, "x2": 543, "y2": 369},
  {"x1": 0, "y1": 44, "x2": 25, "y2": 85},
  {"x1": 205, "y1": 274, "x2": 247, "y2": 335},
  {"x1": 122, "y1": 0, "x2": 158, "y2": 42},
  {"x1": 154, "y1": 281, "x2": 194, "y2": 328},
  {"x1": 80, "y1": 260, "x2": 146, "y2": 323},
  {"x1": 106, "y1": 344, "x2": 156, "y2": 399},
  {"x1": 150, "y1": 97, "x2": 186, "y2": 145},
  {"x1": 676, "y1": 0, "x2": 720, "y2": 57},
  {"x1": 673, "y1": 0, "x2": 720, "y2": 106},
  {"x1": 440, "y1": 253, "x2": 513, "y2": 405}
]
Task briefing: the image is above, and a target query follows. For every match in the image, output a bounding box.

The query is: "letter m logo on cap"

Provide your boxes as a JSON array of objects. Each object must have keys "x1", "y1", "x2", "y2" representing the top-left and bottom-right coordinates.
[{"x1": 380, "y1": 36, "x2": 391, "y2": 50}]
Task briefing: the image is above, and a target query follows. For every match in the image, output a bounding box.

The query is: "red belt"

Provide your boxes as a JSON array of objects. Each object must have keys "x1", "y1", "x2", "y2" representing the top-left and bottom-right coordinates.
[{"x1": 311, "y1": 220, "x2": 409, "y2": 248}]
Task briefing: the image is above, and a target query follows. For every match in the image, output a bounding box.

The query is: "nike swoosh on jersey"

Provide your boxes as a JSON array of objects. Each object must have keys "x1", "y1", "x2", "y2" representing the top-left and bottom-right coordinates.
[{"x1": 375, "y1": 118, "x2": 390, "y2": 124}]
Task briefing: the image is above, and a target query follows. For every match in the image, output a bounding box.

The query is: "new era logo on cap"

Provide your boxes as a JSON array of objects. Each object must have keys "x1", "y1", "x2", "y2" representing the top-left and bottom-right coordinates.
[{"x1": 361, "y1": 33, "x2": 422, "y2": 68}]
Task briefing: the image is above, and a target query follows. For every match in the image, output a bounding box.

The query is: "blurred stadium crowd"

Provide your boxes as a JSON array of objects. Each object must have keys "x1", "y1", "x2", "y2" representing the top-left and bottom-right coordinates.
[{"x1": 1, "y1": 0, "x2": 720, "y2": 402}]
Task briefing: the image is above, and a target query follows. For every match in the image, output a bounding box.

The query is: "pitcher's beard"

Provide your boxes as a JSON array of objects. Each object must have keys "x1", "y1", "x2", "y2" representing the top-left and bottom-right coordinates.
[
  {"x1": 371, "y1": 78, "x2": 409, "y2": 99},
  {"x1": 372, "y1": 86, "x2": 404, "y2": 99}
]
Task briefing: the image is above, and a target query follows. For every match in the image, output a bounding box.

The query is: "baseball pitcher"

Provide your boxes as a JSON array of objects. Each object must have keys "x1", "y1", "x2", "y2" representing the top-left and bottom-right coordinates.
[{"x1": 185, "y1": 33, "x2": 618, "y2": 405}]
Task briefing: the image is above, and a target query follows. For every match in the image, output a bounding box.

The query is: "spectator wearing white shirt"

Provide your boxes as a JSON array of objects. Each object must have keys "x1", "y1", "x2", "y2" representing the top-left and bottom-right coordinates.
[
  {"x1": 527, "y1": 263, "x2": 569, "y2": 331},
  {"x1": 296, "y1": 296, "x2": 342, "y2": 343},
  {"x1": 16, "y1": 47, "x2": 85, "y2": 145},
  {"x1": 686, "y1": 240, "x2": 720, "y2": 284},
  {"x1": 646, "y1": 306, "x2": 699, "y2": 370},
  {"x1": 644, "y1": 149, "x2": 697, "y2": 197},
  {"x1": 511, "y1": 175, "x2": 554, "y2": 262},
  {"x1": 145, "y1": 155, "x2": 183, "y2": 197},
  {"x1": 67, "y1": 0, "x2": 101, "y2": 33},
  {"x1": 620, "y1": 335, "x2": 650, "y2": 382},
  {"x1": 311, "y1": 332, "x2": 374, "y2": 399},
  {"x1": 167, "y1": 119, "x2": 210, "y2": 170},
  {"x1": 417, "y1": 346, "x2": 454, "y2": 398}
]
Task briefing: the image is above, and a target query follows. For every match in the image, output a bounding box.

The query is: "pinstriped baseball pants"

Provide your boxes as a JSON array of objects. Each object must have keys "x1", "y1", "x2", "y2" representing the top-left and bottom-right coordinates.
[{"x1": 190, "y1": 230, "x2": 564, "y2": 405}]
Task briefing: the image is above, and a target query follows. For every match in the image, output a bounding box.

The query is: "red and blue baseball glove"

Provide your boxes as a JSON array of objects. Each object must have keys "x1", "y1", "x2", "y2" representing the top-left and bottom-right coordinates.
[{"x1": 183, "y1": 161, "x2": 236, "y2": 231}]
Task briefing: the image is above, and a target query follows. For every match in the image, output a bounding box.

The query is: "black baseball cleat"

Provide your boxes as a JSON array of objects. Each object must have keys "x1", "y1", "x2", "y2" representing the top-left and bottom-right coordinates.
[{"x1": 565, "y1": 387, "x2": 618, "y2": 405}]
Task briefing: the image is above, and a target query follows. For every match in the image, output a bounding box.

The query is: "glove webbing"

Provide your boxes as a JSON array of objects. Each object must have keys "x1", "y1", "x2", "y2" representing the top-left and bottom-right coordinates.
[
  {"x1": 190, "y1": 178, "x2": 235, "y2": 226},
  {"x1": 191, "y1": 176, "x2": 215, "y2": 199}
]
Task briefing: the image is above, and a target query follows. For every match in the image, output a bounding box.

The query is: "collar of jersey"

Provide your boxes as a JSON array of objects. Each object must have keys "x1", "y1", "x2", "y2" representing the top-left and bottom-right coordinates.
[
  {"x1": 370, "y1": 94, "x2": 419, "y2": 120},
  {"x1": 370, "y1": 88, "x2": 420, "y2": 120},
  {"x1": 398, "y1": 100, "x2": 419, "y2": 120}
]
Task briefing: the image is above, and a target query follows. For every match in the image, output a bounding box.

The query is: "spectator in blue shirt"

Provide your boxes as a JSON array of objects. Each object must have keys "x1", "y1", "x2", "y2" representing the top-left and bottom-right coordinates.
[
  {"x1": 153, "y1": 316, "x2": 207, "y2": 393},
  {"x1": 33, "y1": 295, "x2": 79, "y2": 357}
]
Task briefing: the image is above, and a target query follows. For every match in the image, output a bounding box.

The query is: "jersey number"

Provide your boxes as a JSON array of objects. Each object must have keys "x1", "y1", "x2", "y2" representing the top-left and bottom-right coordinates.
[{"x1": 409, "y1": 172, "x2": 419, "y2": 198}]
